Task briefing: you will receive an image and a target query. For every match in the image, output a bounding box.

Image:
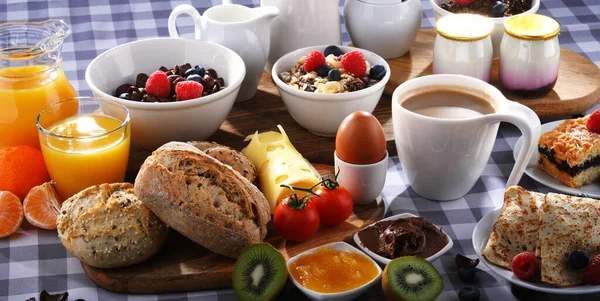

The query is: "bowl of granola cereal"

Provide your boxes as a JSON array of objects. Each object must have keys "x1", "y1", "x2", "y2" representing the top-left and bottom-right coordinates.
[{"x1": 272, "y1": 45, "x2": 390, "y2": 137}]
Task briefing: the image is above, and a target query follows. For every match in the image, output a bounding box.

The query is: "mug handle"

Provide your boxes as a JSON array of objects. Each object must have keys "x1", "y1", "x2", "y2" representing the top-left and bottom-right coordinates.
[
  {"x1": 168, "y1": 4, "x2": 202, "y2": 40},
  {"x1": 479, "y1": 101, "x2": 541, "y2": 187}
]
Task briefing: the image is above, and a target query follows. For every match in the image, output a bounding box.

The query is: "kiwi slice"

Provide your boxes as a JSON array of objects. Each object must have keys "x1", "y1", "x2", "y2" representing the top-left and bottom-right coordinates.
[
  {"x1": 233, "y1": 243, "x2": 287, "y2": 301},
  {"x1": 382, "y1": 256, "x2": 443, "y2": 301}
]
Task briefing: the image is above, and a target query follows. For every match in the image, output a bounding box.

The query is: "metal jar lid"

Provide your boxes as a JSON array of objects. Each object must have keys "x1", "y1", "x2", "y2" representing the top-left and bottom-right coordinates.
[
  {"x1": 504, "y1": 14, "x2": 560, "y2": 41},
  {"x1": 436, "y1": 14, "x2": 494, "y2": 42}
]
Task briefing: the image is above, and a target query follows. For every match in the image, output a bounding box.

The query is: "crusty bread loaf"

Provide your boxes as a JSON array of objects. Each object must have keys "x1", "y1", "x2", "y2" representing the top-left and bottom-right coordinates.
[
  {"x1": 56, "y1": 183, "x2": 168, "y2": 268},
  {"x1": 187, "y1": 141, "x2": 257, "y2": 182},
  {"x1": 134, "y1": 142, "x2": 270, "y2": 258}
]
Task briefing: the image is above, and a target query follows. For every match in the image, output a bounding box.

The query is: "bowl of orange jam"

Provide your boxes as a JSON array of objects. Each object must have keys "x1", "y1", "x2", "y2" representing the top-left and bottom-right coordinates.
[{"x1": 287, "y1": 242, "x2": 382, "y2": 301}]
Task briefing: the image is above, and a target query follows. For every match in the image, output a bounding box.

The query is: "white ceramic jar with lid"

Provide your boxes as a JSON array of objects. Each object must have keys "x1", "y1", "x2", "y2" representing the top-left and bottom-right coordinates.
[
  {"x1": 433, "y1": 14, "x2": 494, "y2": 83},
  {"x1": 499, "y1": 14, "x2": 560, "y2": 98},
  {"x1": 344, "y1": 0, "x2": 422, "y2": 59}
]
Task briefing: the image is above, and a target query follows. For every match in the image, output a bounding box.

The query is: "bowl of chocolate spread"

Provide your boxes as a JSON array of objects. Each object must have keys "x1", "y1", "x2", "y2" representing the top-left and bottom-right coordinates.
[{"x1": 353, "y1": 213, "x2": 453, "y2": 265}]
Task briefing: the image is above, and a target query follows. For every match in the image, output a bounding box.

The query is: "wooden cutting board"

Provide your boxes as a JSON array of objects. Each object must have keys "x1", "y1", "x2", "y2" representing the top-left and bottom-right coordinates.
[
  {"x1": 82, "y1": 163, "x2": 385, "y2": 294},
  {"x1": 383, "y1": 29, "x2": 600, "y2": 117}
]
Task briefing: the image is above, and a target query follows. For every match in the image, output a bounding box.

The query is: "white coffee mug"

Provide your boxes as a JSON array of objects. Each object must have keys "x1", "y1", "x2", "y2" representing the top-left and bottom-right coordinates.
[
  {"x1": 168, "y1": 4, "x2": 278, "y2": 102},
  {"x1": 391, "y1": 74, "x2": 540, "y2": 201}
]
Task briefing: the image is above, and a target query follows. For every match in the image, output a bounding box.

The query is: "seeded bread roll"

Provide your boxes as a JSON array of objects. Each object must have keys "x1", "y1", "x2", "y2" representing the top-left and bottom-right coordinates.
[
  {"x1": 134, "y1": 142, "x2": 270, "y2": 258},
  {"x1": 56, "y1": 183, "x2": 168, "y2": 268},
  {"x1": 187, "y1": 141, "x2": 257, "y2": 182}
]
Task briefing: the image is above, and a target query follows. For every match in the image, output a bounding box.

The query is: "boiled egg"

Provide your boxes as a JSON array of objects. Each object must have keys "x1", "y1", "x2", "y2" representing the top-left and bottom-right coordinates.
[{"x1": 335, "y1": 111, "x2": 386, "y2": 164}]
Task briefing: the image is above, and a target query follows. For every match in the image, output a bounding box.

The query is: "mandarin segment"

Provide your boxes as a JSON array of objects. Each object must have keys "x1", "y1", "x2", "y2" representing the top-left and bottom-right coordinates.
[
  {"x1": 23, "y1": 182, "x2": 62, "y2": 230},
  {"x1": 0, "y1": 191, "x2": 24, "y2": 238},
  {"x1": 0, "y1": 145, "x2": 50, "y2": 200}
]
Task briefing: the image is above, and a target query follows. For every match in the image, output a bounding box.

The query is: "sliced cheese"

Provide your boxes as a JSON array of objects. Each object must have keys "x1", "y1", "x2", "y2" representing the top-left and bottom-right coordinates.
[{"x1": 242, "y1": 125, "x2": 320, "y2": 213}]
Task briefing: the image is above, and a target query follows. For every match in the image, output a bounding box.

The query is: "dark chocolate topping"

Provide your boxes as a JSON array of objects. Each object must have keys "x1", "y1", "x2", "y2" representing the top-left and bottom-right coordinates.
[{"x1": 357, "y1": 216, "x2": 448, "y2": 259}]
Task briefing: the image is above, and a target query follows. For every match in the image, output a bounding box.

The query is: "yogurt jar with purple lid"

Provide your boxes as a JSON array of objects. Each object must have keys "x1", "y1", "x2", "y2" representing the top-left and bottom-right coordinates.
[
  {"x1": 499, "y1": 14, "x2": 561, "y2": 98},
  {"x1": 433, "y1": 14, "x2": 494, "y2": 83}
]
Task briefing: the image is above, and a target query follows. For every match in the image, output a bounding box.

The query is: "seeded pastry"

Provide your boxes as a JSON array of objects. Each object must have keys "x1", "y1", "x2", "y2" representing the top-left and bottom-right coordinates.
[
  {"x1": 537, "y1": 116, "x2": 600, "y2": 188},
  {"x1": 57, "y1": 183, "x2": 168, "y2": 268},
  {"x1": 482, "y1": 186, "x2": 545, "y2": 269},
  {"x1": 537, "y1": 193, "x2": 600, "y2": 287}
]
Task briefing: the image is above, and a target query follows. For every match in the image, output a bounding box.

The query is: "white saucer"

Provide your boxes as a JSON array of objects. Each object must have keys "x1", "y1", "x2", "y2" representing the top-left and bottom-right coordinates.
[
  {"x1": 473, "y1": 207, "x2": 600, "y2": 294},
  {"x1": 513, "y1": 119, "x2": 600, "y2": 198}
]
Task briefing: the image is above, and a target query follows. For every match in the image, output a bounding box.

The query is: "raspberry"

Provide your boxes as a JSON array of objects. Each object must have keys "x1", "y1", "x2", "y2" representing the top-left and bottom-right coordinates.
[
  {"x1": 175, "y1": 81, "x2": 204, "y2": 101},
  {"x1": 587, "y1": 109, "x2": 600, "y2": 133},
  {"x1": 340, "y1": 50, "x2": 367, "y2": 76},
  {"x1": 455, "y1": 0, "x2": 476, "y2": 6},
  {"x1": 584, "y1": 255, "x2": 600, "y2": 285},
  {"x1": 304, "y1": 50, "x2": 326, "y2": 73},
  {"x1": 511, "y1": 252, "x2": 539, "y2": 281},
  {"x1": 145, "y1": 71, "x2": 170, "y2": 98}
]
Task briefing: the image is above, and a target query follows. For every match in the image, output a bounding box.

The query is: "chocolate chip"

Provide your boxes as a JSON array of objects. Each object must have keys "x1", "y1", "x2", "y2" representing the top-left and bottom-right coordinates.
[
  {"x1": 115, "y1": 84, "x2": 132, "y2": 96},
  {"x1": 217, "y1": 77, "x2": 224, "y2": 86},
  {"x1": 135, "y1": 73, "x2": 149, "y2": 87},
  {"x1": 159, "y1": 66, "x2": 169, "y2": 72},
  {"x1": 202, "y1": 75, "x2": 214, "y2": 89}
]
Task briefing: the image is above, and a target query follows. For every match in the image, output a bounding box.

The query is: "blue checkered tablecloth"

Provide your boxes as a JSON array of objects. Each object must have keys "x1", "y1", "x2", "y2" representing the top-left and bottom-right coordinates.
[{"x1": 1, "y1": 0, "x2": 600, "y2": 300}]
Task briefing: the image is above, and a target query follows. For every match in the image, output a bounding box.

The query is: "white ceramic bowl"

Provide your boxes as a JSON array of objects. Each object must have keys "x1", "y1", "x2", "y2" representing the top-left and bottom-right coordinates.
[
  {"x1": 286, "y1": 242, "x2": 382, "y2": 301},
  {"x1": 353, "y1": 213, "x2": 454, "y2": 266},
  {"x1": 344, "y1": 0, "x2": 422, "y2": 59},
  {"x1": 430, "y1": 0, "x2": 540, "y2": 58},
  {"x1": 85, "y1": 38, "x2": 245, "y2": 149},
  {"x1": 272, "y1": 45, "x2": 390, "y2": 137}
]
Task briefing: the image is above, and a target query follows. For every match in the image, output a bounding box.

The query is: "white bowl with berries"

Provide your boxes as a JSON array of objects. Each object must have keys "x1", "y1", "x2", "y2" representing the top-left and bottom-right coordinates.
[
  {"x1": 430, "y1": 0, "x2": 540, "y2": 58},
  {"x1": 85, "y1": 38, "x2": 245, "y2": 149},
  {"x1": 272, "y1": 45, "x2": 390, "y2": 137}
]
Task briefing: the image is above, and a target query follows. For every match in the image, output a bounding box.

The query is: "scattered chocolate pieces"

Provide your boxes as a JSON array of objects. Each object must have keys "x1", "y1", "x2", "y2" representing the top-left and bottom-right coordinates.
[{"x1": 114, "y1": 63, "x2": 225, "y2": 102}]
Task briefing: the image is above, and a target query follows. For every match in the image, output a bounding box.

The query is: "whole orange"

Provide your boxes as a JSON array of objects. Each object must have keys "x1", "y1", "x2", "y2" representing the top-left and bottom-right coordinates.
[{"x1": 0, "y1": 145, "x2": 50, "y2": 200}]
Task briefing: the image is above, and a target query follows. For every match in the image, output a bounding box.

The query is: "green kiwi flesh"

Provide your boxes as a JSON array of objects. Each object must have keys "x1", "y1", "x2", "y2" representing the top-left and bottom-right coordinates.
[
  {"x1": 233, "y1": 243, "x2": 287, "y2": 301},
  {"x1": 383, "y1": 256, "x2": 443, "y2": 301}
]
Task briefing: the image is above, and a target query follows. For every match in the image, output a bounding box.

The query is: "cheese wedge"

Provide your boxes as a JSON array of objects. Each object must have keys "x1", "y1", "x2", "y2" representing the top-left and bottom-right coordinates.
[
  {"x1": 482, "y1": 186, "x2": 545, "y2": 269},
  {"x1": 242, "y1": 125, "x2": 320, "y2": 213}
]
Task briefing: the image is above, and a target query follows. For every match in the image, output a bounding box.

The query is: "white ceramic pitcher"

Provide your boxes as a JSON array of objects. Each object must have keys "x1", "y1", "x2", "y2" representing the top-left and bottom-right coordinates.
[
  {"x1": 168, "y1": 4, "x2": 278, "y2": 102},
  {"x1": 260, "y1": 0, "x2": 342, "y2": 73}
]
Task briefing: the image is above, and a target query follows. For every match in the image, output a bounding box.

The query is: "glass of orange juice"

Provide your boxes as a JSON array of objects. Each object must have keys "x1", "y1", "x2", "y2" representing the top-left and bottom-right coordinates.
[{"x1": 36, "y1": 97, "x2": 131, "y2": 199}]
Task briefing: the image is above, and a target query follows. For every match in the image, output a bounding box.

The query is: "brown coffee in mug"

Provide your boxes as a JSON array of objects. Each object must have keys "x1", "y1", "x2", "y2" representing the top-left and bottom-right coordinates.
[{"x1": 402, "y1": 89, "x2": 495, "y2": 119}]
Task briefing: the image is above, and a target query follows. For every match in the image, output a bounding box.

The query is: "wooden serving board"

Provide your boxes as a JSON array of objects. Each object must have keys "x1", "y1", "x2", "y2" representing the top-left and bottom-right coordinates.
[
  {"x1": 383, "y1": 29, "x2": 600, "y2": 117},
  {"x1": 82, "y1": 163, "x2": 385, "y2": 294}
]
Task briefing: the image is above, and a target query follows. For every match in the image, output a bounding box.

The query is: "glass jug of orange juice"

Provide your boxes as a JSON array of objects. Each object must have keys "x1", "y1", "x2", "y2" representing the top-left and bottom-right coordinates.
[{"x1": 0, "y1": 20, "x2": 77, "y2": 148}]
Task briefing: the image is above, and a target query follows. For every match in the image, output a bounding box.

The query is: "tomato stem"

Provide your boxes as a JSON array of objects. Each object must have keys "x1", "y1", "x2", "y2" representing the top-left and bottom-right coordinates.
[{"x1": 280, "y1": 184, "x2": 315, "y2": 210}]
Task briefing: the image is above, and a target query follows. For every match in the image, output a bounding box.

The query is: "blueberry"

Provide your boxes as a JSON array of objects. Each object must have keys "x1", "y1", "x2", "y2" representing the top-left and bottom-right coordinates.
[
  {"x1": 458, "y1": 267, "x2": 476, "y2": 282},
  {"x1": 185, "y1": 66, "x2": 205, "y2": 77},
  {"x1": 458, "y1": 286, "x2": 481, "y2": 301},
  {"x1": 569, "y1": 249, "x2": 589, "y2": 270},
  {"x1": 323, "y1": 45, "x2": 343, "y2": 57},
  {"x1": 327, "y1": 69, "x2": 341, "y2": 81},
  {"x1": 490, "y1": 1, "x2": 506, "y2": 18},
  {"x1": 369, "y1": 64, "x2": 386, "y2": 80},
  {"x1": 119, "y1": 93, "x2": 132, "y2": 100},
  {"x1": 317, "y1": 65, "x2": 332, "y2": 77},
  {"x1": 187, "y1": 74, "x2": 203, "y2": 83}
]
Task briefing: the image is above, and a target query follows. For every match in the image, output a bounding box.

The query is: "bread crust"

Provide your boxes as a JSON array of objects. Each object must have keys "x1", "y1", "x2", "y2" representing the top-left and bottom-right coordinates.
[
  {"x1": 187, "y1": 141, "x2": 257, "y2": 183},
  {"x1": 134, "y1": 142, "x2": 270, "y2": 258},
  {"x1": 56, "y1": 183, "x2": 168, "y2": 268}
]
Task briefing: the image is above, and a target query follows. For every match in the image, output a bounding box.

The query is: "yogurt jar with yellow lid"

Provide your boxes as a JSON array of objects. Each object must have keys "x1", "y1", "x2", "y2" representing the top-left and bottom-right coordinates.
[
  {"x1": 500, "y1": 14, "x2": 560, "y2": 98},
  {"x1": 433, "y1": 14, "x2": 494, "y2": 82}
]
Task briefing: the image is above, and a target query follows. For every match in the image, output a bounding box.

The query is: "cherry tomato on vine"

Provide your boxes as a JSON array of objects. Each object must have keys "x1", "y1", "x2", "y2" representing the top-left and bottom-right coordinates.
[
  {"x1": 273, "y1": 185, "x2": 320, "y2": 242},
  {"x1": 311, "y1": 172, "x2": 353, "y2": 226}
]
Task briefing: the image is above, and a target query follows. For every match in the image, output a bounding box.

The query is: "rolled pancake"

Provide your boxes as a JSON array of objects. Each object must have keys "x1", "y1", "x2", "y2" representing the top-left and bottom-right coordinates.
[
  {"x1": 537, "y1": 193, "x2": 600, "y2": 287},
  {"x1": 482, "y1": 186, "x2": 545, "y2": 269}
]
